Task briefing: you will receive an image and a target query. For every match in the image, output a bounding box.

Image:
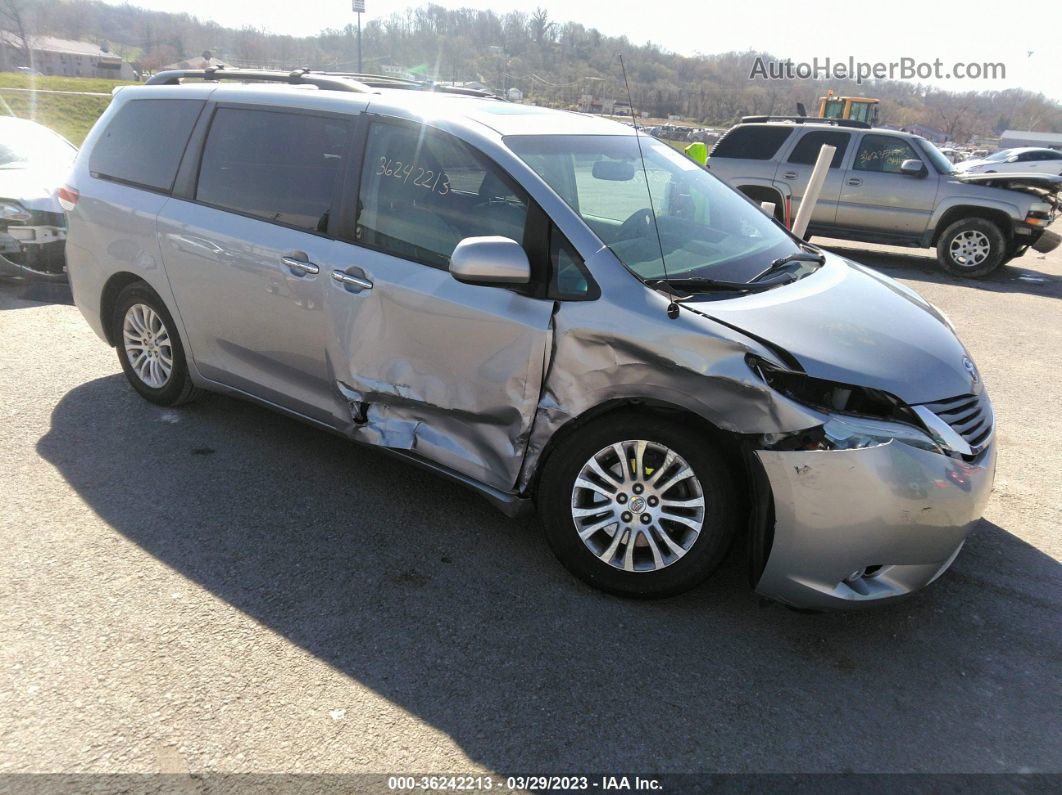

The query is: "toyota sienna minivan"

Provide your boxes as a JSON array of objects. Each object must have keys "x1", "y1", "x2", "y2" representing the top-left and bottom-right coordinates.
[{"x1": 62, "y1": 69, "x2": 997, "y2": 610}]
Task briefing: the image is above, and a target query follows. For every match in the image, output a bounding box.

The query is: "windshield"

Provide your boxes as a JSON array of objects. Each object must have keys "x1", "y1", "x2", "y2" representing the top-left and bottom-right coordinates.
[
  {"x1": 0, "y1": 122, "x2": 77, "y2": 169},
  {"x1": 983, "y1": 149, "x2": 1013, "y2": 162},
  {"x1": 916, "y1": 137, "x2": 956, "y2": 175},
  {"x1": 505, "y1": 134, "x2": 801, "y2": 283}
]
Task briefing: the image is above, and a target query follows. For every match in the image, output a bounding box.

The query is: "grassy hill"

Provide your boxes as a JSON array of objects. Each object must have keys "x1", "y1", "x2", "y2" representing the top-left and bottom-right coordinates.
[{"x1": 0, "y1": 72, "x2": 133, "y2": 144}]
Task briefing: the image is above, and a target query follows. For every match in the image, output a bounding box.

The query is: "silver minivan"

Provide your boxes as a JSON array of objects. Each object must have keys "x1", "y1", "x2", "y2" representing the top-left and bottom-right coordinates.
[{"x1": 62, "y1": 70, "x2": 996, "y2": 610}]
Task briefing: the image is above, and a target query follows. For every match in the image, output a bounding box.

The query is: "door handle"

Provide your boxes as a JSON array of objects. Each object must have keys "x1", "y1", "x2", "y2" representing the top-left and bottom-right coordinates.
[
  {"x1": 847, "y1": 177, "x2": 863, "y2": 186},
  {"x1": 281, "y1": 255, "x2": 319, "y2": 275},
  {"x1": 332, "y1": 270, "x2": 373, "y2": 291},
  {"x1": 782, "y1": 171, "x2": 799, "y2": 180}
]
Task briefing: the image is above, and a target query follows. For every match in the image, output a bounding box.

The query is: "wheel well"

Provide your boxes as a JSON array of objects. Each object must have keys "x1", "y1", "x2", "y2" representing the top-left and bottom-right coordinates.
[
  {"x1": 99, "y1": 272, "x2": 150, "y2": 346},
  {"x1": 932, "y1": 207, "x2": 1013, "y2": 246},
  {"x1": 737, "y1": 186, "x2": 785, "y2": 222},
  {"x1": 527, "y1": 399, "x2": 750, "y2": 505}
]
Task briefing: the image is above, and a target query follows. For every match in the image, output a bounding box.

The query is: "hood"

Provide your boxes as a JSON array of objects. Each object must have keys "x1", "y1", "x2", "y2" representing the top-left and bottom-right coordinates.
[
  {"x1": 953, "y1": 170, "x2": 1062, "y2": 193},
  {"x1": 0, "y1": 165, "x2": 68, "y2": 213},
  {"x1": 687, "y1": 254, "x2": 979, "y2": 405}
]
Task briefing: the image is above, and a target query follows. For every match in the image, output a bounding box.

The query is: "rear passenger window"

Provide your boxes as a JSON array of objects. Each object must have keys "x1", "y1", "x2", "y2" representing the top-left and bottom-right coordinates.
[
  {"x1": 356, "y1": 122, "x2": 529, "y2": 268},
  {"x1": 196, "y1": 107, "x2": 350, "y2": 234},
  {"x1": 787, "y1": 131, "x2": 851, "y2": 167},
  {"x1": 89, "y1": 99, "x2": 203, "y2": 192},
  {"x1": 710, "y1": 126, "x2": 792, "y2": 160}
]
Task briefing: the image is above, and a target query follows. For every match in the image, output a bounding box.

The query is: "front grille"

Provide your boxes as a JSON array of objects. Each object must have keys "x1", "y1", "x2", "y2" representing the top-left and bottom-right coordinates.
[{"x1": 920, "y1": 392, "x2": 994, "y2": 452}]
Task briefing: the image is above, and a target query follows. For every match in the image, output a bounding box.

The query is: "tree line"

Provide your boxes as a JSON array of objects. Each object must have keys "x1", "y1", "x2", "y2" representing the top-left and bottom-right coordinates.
[{"x1": 4, "y1": 0, "x2": 1060, "y2": 141}]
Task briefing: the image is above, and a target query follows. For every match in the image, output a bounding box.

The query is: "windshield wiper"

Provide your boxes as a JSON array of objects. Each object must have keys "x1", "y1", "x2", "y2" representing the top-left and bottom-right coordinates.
[
  {"x1": 751, "y1": 250, "x2": 826, "y2": 283},
  {"x1": 646, "y1": 275, "x2": 789, "y2": 294}
]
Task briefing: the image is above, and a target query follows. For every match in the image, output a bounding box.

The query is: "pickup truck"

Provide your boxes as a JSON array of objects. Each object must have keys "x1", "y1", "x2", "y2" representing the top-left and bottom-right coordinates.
[{"x1": 707, "y1": 118, "x2": 1060, "y2": 277}]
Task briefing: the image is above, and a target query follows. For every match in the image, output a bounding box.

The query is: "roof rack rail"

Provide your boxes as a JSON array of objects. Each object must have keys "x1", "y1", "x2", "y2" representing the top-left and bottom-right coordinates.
[
  {"x1": 740, "y1": 115, "x2": 871, "y2": 129},
  {"x1": 145, "y1": 67, "x2": 373, "y2": 93},
  {"x1": 317, "y1": 71, "x2": 499, "y2": 97},
  {"x1": 144, "y1": 66, "x2": 500, "y2": 99}
]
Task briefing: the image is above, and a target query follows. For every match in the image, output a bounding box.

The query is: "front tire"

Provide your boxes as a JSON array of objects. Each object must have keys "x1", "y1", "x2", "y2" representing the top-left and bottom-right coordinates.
[
  {"x1": 538, "y1": 413, "x2": 740, "y2": 598},
  {"x1": 936, "y1": 217, "x2": 1007, "y2": 278},
  {"x1": 112, "y1": 282, "x2": 200, "y2": 406}
]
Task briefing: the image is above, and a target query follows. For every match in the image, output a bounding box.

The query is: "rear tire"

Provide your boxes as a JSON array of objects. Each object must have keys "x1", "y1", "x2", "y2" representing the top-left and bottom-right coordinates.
[
  {"x1": 112, "y1": 283, "x2": 200, "y2": 406},
  {"x1": 936, "y1": 217, "x2": 1007, "y2": 278},
  {"x1": 538, "y1": 412, "x2": 739, "y2": 598}
]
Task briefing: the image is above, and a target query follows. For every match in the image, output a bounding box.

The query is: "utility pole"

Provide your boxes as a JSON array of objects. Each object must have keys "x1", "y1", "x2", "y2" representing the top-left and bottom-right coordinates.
[{"x1": 352, "y1": 0, "x2": 365, "y2": 73}]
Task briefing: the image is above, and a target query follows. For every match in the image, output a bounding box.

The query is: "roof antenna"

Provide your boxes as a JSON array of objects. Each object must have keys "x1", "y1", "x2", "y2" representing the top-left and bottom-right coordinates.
[{"x1": 620, "y1": 54, "x2": 679, "y2": 320}]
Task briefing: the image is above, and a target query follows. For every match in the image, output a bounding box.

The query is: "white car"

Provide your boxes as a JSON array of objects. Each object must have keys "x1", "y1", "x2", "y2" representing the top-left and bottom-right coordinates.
[
  {"x1": 0, "y1": 116, "x2": 77, "y2": 280},
  {"x1": 955, "y1": 147, "x2": 1062, "y2": 176}
]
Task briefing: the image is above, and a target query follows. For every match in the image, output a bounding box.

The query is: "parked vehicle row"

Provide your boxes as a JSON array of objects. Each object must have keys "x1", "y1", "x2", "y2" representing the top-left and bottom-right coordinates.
[
  {"x1": 707, "y1": 119, "x2": 1060, "y2": 277},
  {"x1": 61, "y1": 70, "x2": 998, "y2": 610}
]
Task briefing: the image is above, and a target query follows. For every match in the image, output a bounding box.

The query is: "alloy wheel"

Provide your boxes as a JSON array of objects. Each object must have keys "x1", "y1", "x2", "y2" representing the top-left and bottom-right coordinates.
[
  {"x1": 571, "y1": 440, "x2": 706, "y2": 573},
  {"x1": 949, "y1": 230, "x2": 991, "y2": 267},
  {"x1": 122, "y1": 303, "x2": 173, "y2": 388}
]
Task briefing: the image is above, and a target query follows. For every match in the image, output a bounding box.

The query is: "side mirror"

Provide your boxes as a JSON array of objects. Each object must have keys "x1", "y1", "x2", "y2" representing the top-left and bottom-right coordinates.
[
  {"x1": 1006, "y1": 155, "x2": 1019, "y2": 163},
  {"x1": 900, "y1": 159, "x2": 927, "y2": 177},
  {"x1": 449, "y1": 236, "x2": 530, "y2": 286}
]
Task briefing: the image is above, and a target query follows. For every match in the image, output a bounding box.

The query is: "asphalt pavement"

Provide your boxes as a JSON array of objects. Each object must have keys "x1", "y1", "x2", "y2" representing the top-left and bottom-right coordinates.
[{"x1": 1, "y1": 234, "x2": 1060, "y2": 776}]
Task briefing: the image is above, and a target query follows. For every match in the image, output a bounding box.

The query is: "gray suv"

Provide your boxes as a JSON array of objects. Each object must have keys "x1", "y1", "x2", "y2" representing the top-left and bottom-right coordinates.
[
  {"x1": 63, "y1": 71, "x2": 996, "y2": 610},
  {"x1": 708, "y1": 119, "x2": 1059, "y2": 277}
]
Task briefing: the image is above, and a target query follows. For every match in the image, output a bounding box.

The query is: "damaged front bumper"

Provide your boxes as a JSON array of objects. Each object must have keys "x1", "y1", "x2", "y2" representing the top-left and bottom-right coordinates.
[
  {"x1": 753, "y1": 439, "x2": 996, "y2": 610},
  {"x1": 0, "y1": 227, "x2": 67, "y2": 281}
]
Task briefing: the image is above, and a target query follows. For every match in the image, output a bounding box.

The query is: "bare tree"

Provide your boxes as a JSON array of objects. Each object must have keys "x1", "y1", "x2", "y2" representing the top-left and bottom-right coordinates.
[{"x1": 0, "y1": 0, "x2": 35, "y2": 70}]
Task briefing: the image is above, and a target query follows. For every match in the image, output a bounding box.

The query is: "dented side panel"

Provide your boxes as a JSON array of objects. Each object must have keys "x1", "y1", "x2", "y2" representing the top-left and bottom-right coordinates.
[
  {"x1": 324, "y1": 239, "x2": 555, "y2": 491},
  {"x1": 517, "y1": 248, "x2": 828, "y2": 491}
]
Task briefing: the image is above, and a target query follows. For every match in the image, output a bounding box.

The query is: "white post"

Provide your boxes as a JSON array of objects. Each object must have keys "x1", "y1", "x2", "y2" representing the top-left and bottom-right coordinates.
[
  {"x1": 791, "y1": 143, "x2": 836, "y2": 239},
  {"x1": 760, "y1": 201, "x2": 776, "y2": 218}
]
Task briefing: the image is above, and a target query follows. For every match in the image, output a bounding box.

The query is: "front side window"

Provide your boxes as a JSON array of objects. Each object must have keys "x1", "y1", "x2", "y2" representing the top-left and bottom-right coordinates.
[
  {"x1": 916, "y1": 138, "x2": 956, "y2": 175},
  {"x1": 196, "y1": 107, "x2": 350, "y2": 234},
  {"x1": 356, "y1": 122, "x2": 529, "y2": 269},
  {"x1": 853, "y1": 134, "x2": 919, "y2": 174},
  {"x1": 787, "y1": 131, "x2": 851, "y2": 168},
  {"x1": 507, "y1": 134, "x2": 800, "y2": 283}
]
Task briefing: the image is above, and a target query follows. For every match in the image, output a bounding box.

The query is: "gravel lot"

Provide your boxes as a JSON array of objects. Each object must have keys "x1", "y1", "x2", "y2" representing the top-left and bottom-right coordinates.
[{"x1": 2, "y1": 233, "x2": 1060, "y2": 776}]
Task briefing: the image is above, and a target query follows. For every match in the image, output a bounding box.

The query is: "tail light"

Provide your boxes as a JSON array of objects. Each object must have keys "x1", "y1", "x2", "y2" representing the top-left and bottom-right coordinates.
[{"x1": 57, "y1": 185, "x2": 79, "y2": 212}]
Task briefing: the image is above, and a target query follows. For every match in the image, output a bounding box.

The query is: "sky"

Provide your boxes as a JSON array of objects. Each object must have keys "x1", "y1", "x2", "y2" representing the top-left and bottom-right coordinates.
[{"x1": 107, "y1": 0, "x2": 1060, "y2": 101}]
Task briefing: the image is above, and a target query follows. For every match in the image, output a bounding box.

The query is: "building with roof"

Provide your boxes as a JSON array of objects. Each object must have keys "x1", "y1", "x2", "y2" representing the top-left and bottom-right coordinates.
[
  {"x1": 160, "y1": 53, "x2": 228, "y2": 72},
  {"x1": 0, "y1": 32, "x2": 137, "y2": 79},
  {"x1": 999, "y1": 129, "x2": 1062, "y2": 150}
]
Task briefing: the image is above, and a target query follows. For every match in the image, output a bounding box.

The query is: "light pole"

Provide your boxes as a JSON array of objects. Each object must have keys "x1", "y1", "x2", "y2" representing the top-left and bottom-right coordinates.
[{"x1": 352, "y1": 0, "x2": 365, "y2": 73}]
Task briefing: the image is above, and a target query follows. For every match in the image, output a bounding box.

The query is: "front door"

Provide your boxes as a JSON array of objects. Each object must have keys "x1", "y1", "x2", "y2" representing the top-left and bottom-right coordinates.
[
  {"x1": 836, "y1": 133, "x2": 940, "y2": 236},
  {"x1": 159, "y1": 105, "x2": 353, "y2": 424},
  {"x1": 323, "y1": 117, "x2": 555, "y2": 490}
]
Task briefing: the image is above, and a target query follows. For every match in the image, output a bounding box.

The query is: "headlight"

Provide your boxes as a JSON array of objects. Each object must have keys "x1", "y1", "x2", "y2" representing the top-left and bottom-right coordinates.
[
  {"x1": 746, "y1": 354, "x2": 916, "y2": 423},
  {"x1": 760, "y1": 414, "x2": 944, "y2": 456},
  {"x1": 821, "y1": 414, "x2": 942, "y2": 454},
  {"x1": 0, "y1": 201, "x2": 32, "y2": 223},
  {"x1": 748, "y1": 354, "x2": 946, "y2": 456}
]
